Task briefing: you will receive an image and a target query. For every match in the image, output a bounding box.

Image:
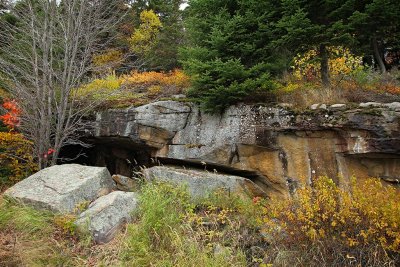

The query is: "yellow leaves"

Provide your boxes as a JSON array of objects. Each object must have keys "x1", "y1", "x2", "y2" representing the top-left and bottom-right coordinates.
[
  {"x1": 348, "y1": 238, "x2": 359, "y2": 247},
  {"x1": 291, "y1": 46, "x2": 363, "y2": 81},
  {"x1": 129, "y1": 10, "x2": 162, "y2": 55},
  {"x1": 262, "y1": 176, "x2": 400, "y2": 253},
  {"x1": 75, "y1": 74, "x2": 122, "y2": 98},
  {"x1": 0, "y1": 87, "x2": 9, "y2": 99},
  {"x1": 92, "y1": 49, "x2": 123, "y2": 75},
  {"x1": 0, "y1": 132, "x2": 37, "y2": 189}
]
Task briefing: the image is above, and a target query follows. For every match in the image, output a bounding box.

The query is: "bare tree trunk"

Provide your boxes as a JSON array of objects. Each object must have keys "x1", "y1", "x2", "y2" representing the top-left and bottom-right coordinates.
[
  {"x1": 320, "y1": 44, "x2": 330, "y2": 86},
  {"x1": 0, "y1": 0, "x2": 124, "y2": 169},
  {"x1": 372, "y1": 37, "x2": 386, "y2": 73}
]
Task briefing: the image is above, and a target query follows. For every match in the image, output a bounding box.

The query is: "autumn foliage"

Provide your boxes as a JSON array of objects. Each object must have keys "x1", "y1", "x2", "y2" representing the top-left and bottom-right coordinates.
[
  {"x1": 76, "y1": 69, "x2": 190, "y2": 108},
  {"x1": 262, "y1": 176, "x2": 400, "y2": 265},
  {"x1": 0, "y1": 132, "x2": 37, "y2": 191},
  {"x1": 0, "y1": 100, "x2": 20, "y2": 130}
]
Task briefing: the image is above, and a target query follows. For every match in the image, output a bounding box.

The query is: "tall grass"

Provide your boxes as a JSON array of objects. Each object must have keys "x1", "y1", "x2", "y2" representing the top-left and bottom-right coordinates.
[{"x1": 121, "y1": 182, "x2": 248, "y2": 267}]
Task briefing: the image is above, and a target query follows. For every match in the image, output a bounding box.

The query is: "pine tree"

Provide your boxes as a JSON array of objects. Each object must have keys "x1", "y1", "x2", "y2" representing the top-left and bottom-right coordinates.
[
  {"x1": 346, "y1": 0, "x2": 400, "y2": 72},
  {"x1": 181, "y1": 0, "x2": 284, "y2": 113}
]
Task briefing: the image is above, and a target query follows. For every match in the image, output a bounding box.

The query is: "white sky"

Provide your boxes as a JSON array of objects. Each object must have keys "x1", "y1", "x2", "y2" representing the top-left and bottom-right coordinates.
[{"x1": 180, "y1": 3, "x2": 189, "y2": 10}]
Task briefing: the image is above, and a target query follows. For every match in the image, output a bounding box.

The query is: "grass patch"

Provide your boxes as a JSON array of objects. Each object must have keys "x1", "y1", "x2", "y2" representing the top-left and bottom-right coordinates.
[{"x1": 123, "y1": 184, "x2": 250, "y2": 266}]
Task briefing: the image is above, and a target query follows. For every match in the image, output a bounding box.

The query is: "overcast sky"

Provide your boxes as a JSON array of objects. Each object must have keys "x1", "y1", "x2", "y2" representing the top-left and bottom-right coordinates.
[{"x1": 180, "y1": 2, "x2": 189, "y2": 10}]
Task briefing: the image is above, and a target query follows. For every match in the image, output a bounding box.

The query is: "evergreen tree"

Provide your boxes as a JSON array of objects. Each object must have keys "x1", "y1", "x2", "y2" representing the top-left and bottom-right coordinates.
[
  {"x1": 346, "y1": 0, "x2": 400, "y2": 72},
  {"x1": 181, "y1": 0, "x2": 284, "y2": 113}
]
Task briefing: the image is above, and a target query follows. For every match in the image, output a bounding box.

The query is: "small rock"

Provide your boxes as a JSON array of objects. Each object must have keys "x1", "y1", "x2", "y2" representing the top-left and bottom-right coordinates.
[
  {"x1": 359, "y1": 102, "x2": 382, "y2": 108},
  {"x1": 277, "y1": 103, "x2": 293, "y2": 109},
  {"x1": 319, "y1": 104, "x2": 327, "y2": 110},
  {"x1": 330, "y1": 104, "x2": 346, "y2": 110},
  {"x1": 171, "y1": 94, "x2": 187, "y2": 99},
  {"x1": 75, "y1": 191, "x2": 138, "y2": 244},
  {"x1": 112, "y1": 174, "x2": 139, "y2": 191},
  {"x1": 383, "y1": 102, "x2": 400, "y2": 110},
  {"x1": 310, "y1": 104, "x2": 319, "y2": 110}
]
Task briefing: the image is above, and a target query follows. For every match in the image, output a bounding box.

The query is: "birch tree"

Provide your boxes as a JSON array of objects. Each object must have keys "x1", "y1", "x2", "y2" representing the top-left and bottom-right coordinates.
[{"x1": 0, "y1": 0, "x2": 123, "y2": 168}]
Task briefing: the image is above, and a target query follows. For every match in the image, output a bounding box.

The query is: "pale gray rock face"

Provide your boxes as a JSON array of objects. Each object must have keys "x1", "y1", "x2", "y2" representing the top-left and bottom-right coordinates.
[
  {"x1": 4, "y1": 164, "x2": 115, "y2": 213},
  {"x1": 75, "y1": 191, "x2": 138, "y2": 244},
  {"x1": 94, "y1": 101, "x2": 191, "y2": 149},
  {"x1": 143, "y1": 166, "x2": 267, "y2": 199},
  {"x1": 384, "y1": 102, "x2": 400, "y2": 110},
  {"x1": 330, "y1": 104, "x2": 346, "y2": 110},
  {"x1": 89, "y1": 101, "x2": 400, "y2": 197},
  {"x1": 359, "y1": 102, "x2": 382, "y2": 108}
]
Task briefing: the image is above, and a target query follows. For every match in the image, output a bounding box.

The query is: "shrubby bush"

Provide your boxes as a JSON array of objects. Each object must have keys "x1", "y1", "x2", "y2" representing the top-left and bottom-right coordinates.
[
  {"x1": 75, "y1": 69, "x2": 190, "y2": 108},
  {"x1": 261, "y1": 176, "x2": 400, "y2": 266},
  {"x1": 0, "y1": 132, "x2": 37, "y2": 191}
]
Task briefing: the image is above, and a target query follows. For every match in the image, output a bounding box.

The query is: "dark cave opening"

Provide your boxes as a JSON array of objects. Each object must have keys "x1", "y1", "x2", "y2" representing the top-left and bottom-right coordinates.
[
  {"x1": 58, "y1": 137, "x2": 154, "y2": 177},
  {"x1": 58, "y1": 138, "x2": 271, "y2": 191}
]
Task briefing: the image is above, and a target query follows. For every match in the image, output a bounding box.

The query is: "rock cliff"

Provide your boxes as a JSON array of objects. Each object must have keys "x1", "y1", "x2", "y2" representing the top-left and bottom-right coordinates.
[{"x1": 83, "y1": 101, "x2": 400, "y2": 197}]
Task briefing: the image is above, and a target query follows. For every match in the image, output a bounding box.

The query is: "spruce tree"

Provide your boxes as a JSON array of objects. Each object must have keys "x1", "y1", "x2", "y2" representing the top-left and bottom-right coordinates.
[{"x1": 181, "y1": 0, "x2": 284, "y2": 113}]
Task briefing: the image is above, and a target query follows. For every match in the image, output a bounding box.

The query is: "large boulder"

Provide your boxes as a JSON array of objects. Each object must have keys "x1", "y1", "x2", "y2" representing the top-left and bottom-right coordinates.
[
  {"x1": 75, "y1": 191, "x2": 138, "y2": 244},
  {"x1": 143, "y1": 166, "x2": 267, "y2": 199},
  {"x1": 4, "y1": 164, "x2": 115, "y2": 213}
]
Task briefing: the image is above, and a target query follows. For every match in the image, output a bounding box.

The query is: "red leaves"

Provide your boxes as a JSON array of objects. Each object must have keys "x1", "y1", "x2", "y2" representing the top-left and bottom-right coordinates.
[
  {"x1": 252, "y1": 196, "x2": 261, "y2": 204},
  {"x1": 43, "y1": 148, "x2": 55, "y2": 159},
  {"x1": 0, "y1": 100, "x2": 21, "y2": 129}
]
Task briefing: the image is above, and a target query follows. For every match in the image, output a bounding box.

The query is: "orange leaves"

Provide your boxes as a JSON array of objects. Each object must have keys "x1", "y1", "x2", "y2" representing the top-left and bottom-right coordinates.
[
  {"x1": 123, "y1": 69, "x2": 190, "y2": 88},
  {"x1": 0, "y1": 100, "x2": 21, "y2": 130}
]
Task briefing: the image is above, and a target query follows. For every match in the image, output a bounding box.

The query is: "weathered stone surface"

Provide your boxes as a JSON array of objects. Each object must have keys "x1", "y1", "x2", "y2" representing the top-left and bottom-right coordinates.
[
  {"x1": 75, "y1": 191, "x2": 138, "y2": 244},
  {"x1": 112, "y1": 174, "x2": 139, "y2": 191},
  {"x1": 87, "y1": 101, "x2": 400, "y2": 197},
  {"x1": 359, "y1": 102, "x2": 382, "y2": 108},
  {"x1": 4, "y1": 164, "x2": 115, "y2": 213},
  {"x1": 93, "y1": 101, "x2": 191, "y2": 149},
  {"x1": 384, "y1": 102, "x2": 400, "y2": 110},
  {"x1": 143, "y1": 166, "x2": 268, "y2": 199},
  {"x1": 330, "y1": 104, "x2": 346, "y2": 110}
]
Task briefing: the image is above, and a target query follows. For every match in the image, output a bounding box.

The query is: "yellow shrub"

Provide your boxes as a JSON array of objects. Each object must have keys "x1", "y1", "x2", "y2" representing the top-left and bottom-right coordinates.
[
  {"x1": 292, "y1": 46, "x2": 363, "y2": 81},
  {"x1": 0, "y1": 132, "x2": 37, "y2": 190},
  {"x1": 75, "y1": 74, "x2": 123, "y2": 98},
  {"x1": 92, "y1": 49, "x2": 123, "y2": 74},
  {"x1": 122, "y1": 69, "x2": 190, "y2": 88},
  {"x1": 75, "y1": 70, "x2": 190, "y2": 108},
  {"x1": 263, "y1": 176, "x2": 400, "y2": 253}
]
